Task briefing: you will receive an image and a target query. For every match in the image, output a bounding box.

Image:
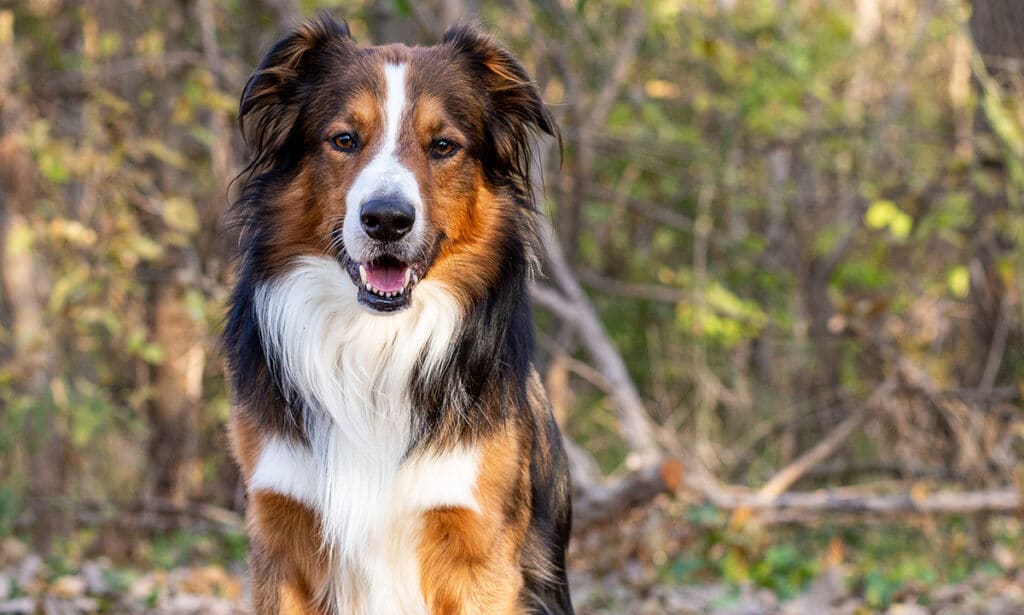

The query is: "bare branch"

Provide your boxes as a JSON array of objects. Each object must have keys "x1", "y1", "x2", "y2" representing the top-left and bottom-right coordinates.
[
  {"x1": 587, "y1": 5, "x2": 646, "y2": 128},
  {"x1": 534, "y1": 220, "x2": 664, "y2": 465},
  {"x1": 757, "y1": 380, "x2": 895, "y2": 500},
  {"x1": 979, "y1": 297, "x2": 1011, "y2": 392},
  {"x1": 580, "y1": 270, "x2": 686, "y2": 303}
]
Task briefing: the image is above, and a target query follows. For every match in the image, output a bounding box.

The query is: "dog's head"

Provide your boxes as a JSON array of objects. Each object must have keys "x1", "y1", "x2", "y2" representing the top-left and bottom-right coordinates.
[{"x1": 237, "y1": 14, "x2": 557, "y2": 313}]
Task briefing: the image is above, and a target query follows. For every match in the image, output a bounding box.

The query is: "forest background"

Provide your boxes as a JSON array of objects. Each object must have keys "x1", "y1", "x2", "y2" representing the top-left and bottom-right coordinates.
[{"x1": 2, "y1": 0, "x2": 1024, "y2": 613}]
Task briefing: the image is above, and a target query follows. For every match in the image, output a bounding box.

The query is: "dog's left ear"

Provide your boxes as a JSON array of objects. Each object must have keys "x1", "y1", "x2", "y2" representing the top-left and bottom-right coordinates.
[{"x1": 443, "y1": 23, "x2": 559, "y2": 185}]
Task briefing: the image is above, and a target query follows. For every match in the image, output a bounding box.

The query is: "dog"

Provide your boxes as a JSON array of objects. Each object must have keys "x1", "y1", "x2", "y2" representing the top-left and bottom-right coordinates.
[{"x1": 223, "y1": 14, "x2": 573, "y2": 615}]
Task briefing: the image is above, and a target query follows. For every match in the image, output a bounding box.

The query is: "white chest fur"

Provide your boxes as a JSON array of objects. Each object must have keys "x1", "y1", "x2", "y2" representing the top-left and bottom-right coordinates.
[{"x1": 251, "y1": 256, "x2": 475, "y2": 614}]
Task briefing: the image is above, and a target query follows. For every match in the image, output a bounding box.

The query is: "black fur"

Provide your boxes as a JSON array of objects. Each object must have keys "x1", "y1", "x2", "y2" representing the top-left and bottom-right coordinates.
[{"x1": 529, "y1": 405, "x2": 575, "y2": 614}]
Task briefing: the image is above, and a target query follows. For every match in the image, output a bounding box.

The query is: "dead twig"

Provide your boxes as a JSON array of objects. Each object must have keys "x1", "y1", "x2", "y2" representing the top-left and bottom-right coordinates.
[{"x1": 757, "y1": 380, "x2": 895, "y2": 500}]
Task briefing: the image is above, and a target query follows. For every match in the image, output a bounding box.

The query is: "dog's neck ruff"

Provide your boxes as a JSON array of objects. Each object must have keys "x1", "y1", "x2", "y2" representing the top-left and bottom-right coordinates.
[{"x1": 252, "y1": 255, "x2": 474, "y2": 614}]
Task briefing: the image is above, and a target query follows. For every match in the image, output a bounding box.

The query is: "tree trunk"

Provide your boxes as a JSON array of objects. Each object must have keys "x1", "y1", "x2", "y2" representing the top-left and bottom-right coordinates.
[
  {"x1": 970, "y1": 1, "x2": 1024, "y2": 65},
  {"x1": 965, "y1": 1, "x2": 1024, "y2": 388}
]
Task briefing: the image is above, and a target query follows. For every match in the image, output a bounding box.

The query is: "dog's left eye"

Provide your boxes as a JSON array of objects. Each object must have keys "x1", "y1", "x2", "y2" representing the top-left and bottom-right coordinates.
[
  {"x1": 429, "y1": 139, "x2": 459, "y2": 159},
  {"x1": 329, "y1": 132, "x2": 358, "y2": 152}
]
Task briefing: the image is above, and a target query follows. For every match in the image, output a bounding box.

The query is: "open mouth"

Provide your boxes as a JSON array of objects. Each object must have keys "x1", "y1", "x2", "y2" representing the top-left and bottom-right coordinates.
[{"x1": 344, "y1": 254, "x2": 424, "y2": 312}]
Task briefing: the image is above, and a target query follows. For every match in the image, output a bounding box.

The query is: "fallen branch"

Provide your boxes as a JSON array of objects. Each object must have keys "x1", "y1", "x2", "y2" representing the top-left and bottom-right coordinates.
[
  {"x1": 16, "y1": 497, "x2": 243, "y2": 532},
  {"x1": 573, "y1": 459, "x2": 684, "y2": 530},
  {"x1": 709, "y1": 487, "x2": 1022, "y2": 516}
]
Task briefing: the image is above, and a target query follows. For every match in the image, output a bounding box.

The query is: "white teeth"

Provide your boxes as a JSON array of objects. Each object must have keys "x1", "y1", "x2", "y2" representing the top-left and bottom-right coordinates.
[{"x1": 358, "y1": 266, "x2": 418, "y2": 299}]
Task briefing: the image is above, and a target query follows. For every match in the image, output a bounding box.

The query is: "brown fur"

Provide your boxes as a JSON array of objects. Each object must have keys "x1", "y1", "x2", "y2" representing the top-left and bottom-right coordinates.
[
  {"x1": 230, "y1": 414, "x2": 328, "y2": 613},
  {"x1": 417, "y1": 425, "x2": 531, "y2": 614}
]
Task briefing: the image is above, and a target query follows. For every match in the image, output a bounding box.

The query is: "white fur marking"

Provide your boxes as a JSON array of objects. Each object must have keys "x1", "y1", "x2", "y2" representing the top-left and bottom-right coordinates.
[
  {"x1": 343, "y1": 63, "x2": 425, "y2": 264},
  {"x1": 253, "y1": 255, "x2": 475, "y2": 615},
  {"x1": 248, "y1": 437, "x2": 318, "y2": 506}
]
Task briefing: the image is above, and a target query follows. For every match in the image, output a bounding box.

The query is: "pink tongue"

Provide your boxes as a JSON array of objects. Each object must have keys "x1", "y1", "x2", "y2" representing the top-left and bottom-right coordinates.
[{"x1": 366, "y1": 263, "x2": 407, "y2": 292}]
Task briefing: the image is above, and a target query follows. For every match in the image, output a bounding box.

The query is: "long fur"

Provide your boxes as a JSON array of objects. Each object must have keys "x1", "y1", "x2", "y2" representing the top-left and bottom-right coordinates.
[{"x1": 224, "y1": 14, "x2": 574, "y2": 614}]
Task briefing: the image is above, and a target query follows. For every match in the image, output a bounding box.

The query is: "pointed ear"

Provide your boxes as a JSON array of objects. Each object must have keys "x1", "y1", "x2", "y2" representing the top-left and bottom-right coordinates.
[
  {"x1": 239, "y1": 13, "x2": 352, "y2": 168},
  {"x1": 442, "y1": 23, "x2": 559, "y2": 187}
]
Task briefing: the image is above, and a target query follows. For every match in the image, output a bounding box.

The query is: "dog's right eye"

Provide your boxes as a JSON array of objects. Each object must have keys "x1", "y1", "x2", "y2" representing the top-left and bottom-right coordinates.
[{"x1": 329, "y1": 132, "x2": 359, "y2": 152}]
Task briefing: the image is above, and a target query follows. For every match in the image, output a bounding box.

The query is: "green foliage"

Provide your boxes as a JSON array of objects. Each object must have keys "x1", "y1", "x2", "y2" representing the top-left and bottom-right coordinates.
[
  {"x1": 663, "y1": 506, "x2": 818, "y2": 600},
  {"x1": 142, "y1": 530, "x2": 248, "y2": 570},
  {"x1": 663, "y1": 507, "x2": 1019, "y2": 607},
  {"x1": 0, "y1": 485, "x2": 19, "y2": 538},
  {"x1": 750, "y1": 545, "x2": 818, "y2": 599}
]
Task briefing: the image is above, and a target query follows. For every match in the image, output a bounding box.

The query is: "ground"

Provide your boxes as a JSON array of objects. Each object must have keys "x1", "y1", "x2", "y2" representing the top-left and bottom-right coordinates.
[
  {"x1": 4, "y1": 501, "x2": 1024, "y2": 614},
  {"x1": 3, "y1": 544, "x2": 1024, "y2": 614}
]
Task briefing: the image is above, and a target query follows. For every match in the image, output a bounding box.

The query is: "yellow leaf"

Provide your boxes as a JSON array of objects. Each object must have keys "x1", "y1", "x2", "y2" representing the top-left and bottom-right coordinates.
[
  {"x1": 163, "y1": 197, "x2": 199, "y2": 233},
  {"x1": 865, "y1": 199, "x2": 913, "y2": 239},
  {"x1": 5, "y1": 219, "x2": 33, "y2": 255},
  {"x1": 140, "y1": 139, "x2": 188, "y2": 169},
  {"x1": 644, "y1": 79, "x2": 681, "y2": 100},
  {"x1": 124, "y1": 234, "x2": 164, "y2": 262},
  {"x1": 947, "y1": 266, "x2": 970, "y2": 299},
  {"x1": 49, "y1": 218, "x2": 97, "y2": 247},
  {"x1": 865, "y1": 200, "x2": 898, "y2": 229},
  {"x1": 49, "y1": 266, "x2": 88, "y2": 312}
]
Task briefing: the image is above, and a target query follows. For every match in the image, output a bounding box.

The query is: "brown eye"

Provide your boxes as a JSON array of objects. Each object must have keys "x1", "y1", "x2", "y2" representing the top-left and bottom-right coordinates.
[
  {"x1": 429, "y1": 139, "x2": 459, "y2": 159},
  {"x1": 329, "y1": 132, "x2": 358, "y2": 152}
]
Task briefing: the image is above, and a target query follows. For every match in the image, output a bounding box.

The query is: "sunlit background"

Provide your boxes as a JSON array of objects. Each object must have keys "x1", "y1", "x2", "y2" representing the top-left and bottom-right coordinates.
[{"x1": 2, "y1": 0, "x2": 1024, "y2": 612}]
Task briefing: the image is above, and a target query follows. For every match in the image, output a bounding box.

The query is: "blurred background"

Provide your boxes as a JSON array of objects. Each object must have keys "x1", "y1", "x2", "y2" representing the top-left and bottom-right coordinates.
[{"x1": 2, "y1": 0, "x2": 1024, "y2": 613}]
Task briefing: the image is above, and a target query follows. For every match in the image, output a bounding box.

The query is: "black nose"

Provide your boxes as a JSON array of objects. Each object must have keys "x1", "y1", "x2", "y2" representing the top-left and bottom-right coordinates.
[{"x1": 360, "y1": 197, "x2": 415, "y2": 242}]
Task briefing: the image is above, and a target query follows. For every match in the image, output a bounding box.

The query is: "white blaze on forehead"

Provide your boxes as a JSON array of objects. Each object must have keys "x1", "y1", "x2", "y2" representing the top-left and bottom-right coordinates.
[
  {"x1": 342, "y1": 62, "x2": 424, "y2": 262},
  {"x1": 381, "y1": 63, "x2": 407, "y2": 159}
]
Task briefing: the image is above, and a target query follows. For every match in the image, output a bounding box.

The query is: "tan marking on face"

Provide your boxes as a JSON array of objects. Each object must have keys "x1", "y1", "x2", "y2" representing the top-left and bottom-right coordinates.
[
  {"x1": 395, "y1": 92, "x2": 477, "y2": 247},
  {"x1": 428, "y1": 181, "x2": 513, "y2": 307},
  {"x1": 347, "y1": 88, "x2": 383, "y2": 135},
  {"x1": 261, "y1": 81, "x2": 396, "y2": 273},
  {"x1": 417, "y1": 426, "x2": 531, "y2": 614}
]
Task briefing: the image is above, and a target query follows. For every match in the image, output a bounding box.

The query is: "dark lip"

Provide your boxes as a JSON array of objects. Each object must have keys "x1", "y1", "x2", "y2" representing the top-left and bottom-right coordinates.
[{"x1": 338, "y1": 243, "x2": 438, "y2": 313}]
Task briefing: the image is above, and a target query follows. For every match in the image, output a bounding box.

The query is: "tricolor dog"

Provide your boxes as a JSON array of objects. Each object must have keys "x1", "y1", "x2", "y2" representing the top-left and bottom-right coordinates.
[{"x1": 223, "y1": 14, "x2": 573, "y2": 615}]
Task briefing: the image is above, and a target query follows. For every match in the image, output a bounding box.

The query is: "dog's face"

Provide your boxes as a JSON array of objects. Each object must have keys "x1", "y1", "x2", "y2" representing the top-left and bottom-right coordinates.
[{"x1": 238, "y1": 16, "x2": 556, "y2": 313}]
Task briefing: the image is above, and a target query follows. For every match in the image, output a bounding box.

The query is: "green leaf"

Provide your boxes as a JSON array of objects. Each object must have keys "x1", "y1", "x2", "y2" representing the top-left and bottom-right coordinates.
[
  {"x1": 184, "y1": 289, "x2": 207, "y2": 323},
  {"x1": 38, "y1": 151, "x2": 70, "y2": 183}
]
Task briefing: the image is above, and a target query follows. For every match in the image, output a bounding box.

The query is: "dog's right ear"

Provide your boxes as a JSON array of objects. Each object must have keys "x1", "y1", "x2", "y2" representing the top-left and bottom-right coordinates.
[{"x1": 239, "y1": 13, "x2": 352, "y2": 168}]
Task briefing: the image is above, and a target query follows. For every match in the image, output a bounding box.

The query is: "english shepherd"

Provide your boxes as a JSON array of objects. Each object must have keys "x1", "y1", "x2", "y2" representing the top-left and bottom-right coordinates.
[{"x1": 224, "y1": 14, "x2": 573, "y2": 615}]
